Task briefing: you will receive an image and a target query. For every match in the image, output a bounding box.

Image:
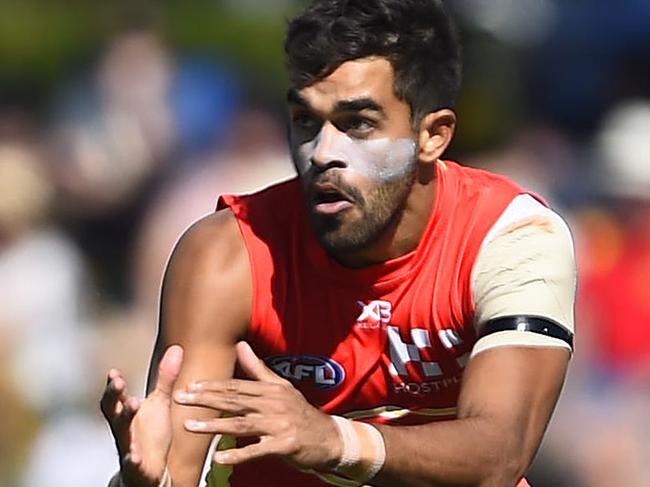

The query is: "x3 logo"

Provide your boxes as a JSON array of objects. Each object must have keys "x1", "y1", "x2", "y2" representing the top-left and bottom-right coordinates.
[{"x1": 356, "y1": 300, "x2": 392, "y2": 325}]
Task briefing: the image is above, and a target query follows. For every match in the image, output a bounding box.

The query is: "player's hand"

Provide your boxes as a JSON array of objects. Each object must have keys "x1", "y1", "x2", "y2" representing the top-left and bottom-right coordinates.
[
  {"x1": 101, "y1": 345, "x2": 184, "y2": 487},
  {"x1": 174, "y1": 341, "x2": 342, "y2": 470}
]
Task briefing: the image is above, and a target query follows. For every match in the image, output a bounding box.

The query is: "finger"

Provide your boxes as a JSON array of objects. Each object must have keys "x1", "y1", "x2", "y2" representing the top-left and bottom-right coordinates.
[
  {"x1": 100, "y1": 373, "x2": 120, "y2": 420},
  {"x1": 114, "y1": 396, "x2": 140, "y2": 431},
  {"x1": 100, "y1": 372, "x2": 140, "y2": 460},
  {"x1": 185, "y1": 378, "x2": 280, "y2": 397},
  {"x1": 174, "y1": 390, "x2": 263, "y2": 414},
  {"x1": 236, "y1": 341, "x2": 288, "y2": 384},
  {"x1": 124, "y1": 451, "x2": 142, "y2": 467},
  {"x1": 213, "y1": 437, "x2": 285, "y2": 465},
  {"x1": 105, "y1": 368, "x2": 117, "y2": 386},
  {"x1": 184, "y1": 414, "x2": 269, "y2": 437},
  {"x1": 114, "y1": 376, "x2": 130, "y2": 404},
  {"x1": 154, "y1": 345, "x2": 184, "y2": 398},
  {"x1": 110, "y1": 373, "x2": 131, "y2": 408},
  {"x1": 100, "y1": 371, "x2": 128, "y2": 421},
  {"x1": 112, "y1": 396, "x2": 140, "y2": 455}
]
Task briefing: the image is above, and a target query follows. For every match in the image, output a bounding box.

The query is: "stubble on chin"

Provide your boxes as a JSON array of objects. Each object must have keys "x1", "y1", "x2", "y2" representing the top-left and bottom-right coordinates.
[{"x1": 310, "y1": 176, "x2": 413, "y2": 257}]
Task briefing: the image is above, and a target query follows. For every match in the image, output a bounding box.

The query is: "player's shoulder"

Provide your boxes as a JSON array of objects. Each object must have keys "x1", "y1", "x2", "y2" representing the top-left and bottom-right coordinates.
[
  {"x1": 483, "y1": 194, "x2": 572, "y2": 248},
  {"x1": 162, "y1": 208, "x2": 251, "y2": 324},
  {"x1": 168, "y1": 209, "x2": 248, "y2": 281},
  {"x1": 158, "y1": 209, "x2": 251, "y2": 350}
]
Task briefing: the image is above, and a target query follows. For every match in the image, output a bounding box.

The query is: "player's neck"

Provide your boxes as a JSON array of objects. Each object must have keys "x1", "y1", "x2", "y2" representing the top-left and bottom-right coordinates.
[{"x1": 334, "y1": 170, "x2": 437, "y2": 268}]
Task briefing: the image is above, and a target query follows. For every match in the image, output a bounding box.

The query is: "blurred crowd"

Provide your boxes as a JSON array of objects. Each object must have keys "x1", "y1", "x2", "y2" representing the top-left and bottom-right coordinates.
[{"x1": 0, "y1": 1, "x2": 648, "y2": 486}]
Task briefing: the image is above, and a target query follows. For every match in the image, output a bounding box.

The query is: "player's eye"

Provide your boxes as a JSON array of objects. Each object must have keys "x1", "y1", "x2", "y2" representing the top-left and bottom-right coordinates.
[
  {"x1": 292, "y1": 112, "x2": 321, "y2": 132},
  {"x1": 339, "y1": 116, "x2": 376, "y2": 137}
]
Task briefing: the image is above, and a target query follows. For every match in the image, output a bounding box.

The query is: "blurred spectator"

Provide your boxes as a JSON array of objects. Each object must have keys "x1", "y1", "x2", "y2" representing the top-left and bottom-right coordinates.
[
  {"x1": 48, "y1": 29, "x2": 247, "y2": 304},
  {"x1": 575, "y1": 99, "x2": 650, "y2": 380},
  {"x1": 0, "y1": 141, "x2": 92, "y2": 412},
  {"x1": 0, "y1": 140, "x2": 112, "y2": 485},
  {"x1": 50, "y1": 29, "x2": 175, "y2": 217}
]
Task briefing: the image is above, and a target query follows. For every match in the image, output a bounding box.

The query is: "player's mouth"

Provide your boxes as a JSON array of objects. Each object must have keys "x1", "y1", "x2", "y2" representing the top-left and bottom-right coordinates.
[{"x1": 311, "y1": 183, "x2": 354, "y2": 216}]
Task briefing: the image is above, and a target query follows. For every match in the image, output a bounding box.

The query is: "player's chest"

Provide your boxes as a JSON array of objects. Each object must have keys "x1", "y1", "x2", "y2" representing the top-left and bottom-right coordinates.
[{"x1": 252, "y1": 284, "x2": 475, "y2": 415}]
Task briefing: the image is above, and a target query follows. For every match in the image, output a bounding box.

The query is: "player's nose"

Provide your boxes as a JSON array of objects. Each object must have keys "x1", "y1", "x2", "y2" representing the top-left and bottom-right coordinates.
[{"x1": 311, "y1": 122, "x2": 347, "y2": 171}]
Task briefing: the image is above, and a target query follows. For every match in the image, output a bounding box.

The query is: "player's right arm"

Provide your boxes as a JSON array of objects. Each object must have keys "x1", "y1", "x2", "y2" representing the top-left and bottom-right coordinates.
[{"x1": 102, "y1": 209, "x2": 251, "y2": 487}]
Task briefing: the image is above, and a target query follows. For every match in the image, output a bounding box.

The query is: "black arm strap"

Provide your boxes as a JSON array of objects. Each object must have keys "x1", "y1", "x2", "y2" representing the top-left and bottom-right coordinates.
[{"x1": 478, "y1": 315, "x2": 574, "y2": 350}]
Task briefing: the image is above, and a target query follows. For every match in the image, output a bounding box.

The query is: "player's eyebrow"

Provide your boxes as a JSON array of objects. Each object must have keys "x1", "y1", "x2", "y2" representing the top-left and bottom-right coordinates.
[
  {"x1": 334, "y1": 98, "x2": 385, "y2": 115},
  {"x1": 287, "y1": 89, "x2": 385, "y2": 116}
]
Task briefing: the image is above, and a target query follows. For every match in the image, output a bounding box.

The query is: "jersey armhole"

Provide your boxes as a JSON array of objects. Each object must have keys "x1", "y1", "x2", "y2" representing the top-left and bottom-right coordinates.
[{"x1": 216, "y1": 199, "x2": 257, "y2": 340}]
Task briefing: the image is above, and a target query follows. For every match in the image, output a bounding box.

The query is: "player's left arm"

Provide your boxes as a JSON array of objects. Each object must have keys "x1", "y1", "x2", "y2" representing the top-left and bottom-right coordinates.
[
  {"x1": 373, "y1": 200, "x2": 576, "y2": 487},
  {"x1": 373, "y1": 347, "x2": 569, "y2": 487}
]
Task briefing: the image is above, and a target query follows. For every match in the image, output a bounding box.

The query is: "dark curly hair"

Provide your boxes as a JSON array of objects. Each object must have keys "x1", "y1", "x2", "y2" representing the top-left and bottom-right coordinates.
[{"x1": 285, "y1": 0, "x2": 462, "y2": 124}]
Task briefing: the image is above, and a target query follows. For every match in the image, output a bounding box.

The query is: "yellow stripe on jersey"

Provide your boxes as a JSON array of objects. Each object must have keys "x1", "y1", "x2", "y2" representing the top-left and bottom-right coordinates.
[{"x1": 342, "y1": 405, "x2": 457, "y2": 421}]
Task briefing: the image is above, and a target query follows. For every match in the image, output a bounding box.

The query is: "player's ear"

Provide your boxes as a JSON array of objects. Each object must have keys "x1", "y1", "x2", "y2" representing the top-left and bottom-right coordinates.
[{"x1": 417, "y1": 109, "x2": 456, "y2": 164}]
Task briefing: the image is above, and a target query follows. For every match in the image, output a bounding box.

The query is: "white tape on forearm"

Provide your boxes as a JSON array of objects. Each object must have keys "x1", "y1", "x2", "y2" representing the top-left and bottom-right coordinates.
[
  {"x1": 332, "y1": 415, "x2": 362, "y2": 470},
  {"x1": 331, "y1": 416, "x2": 386, "y2": 482},
  {"x1": 362, "y1": 421, "x2": 387, "y2": 480}
]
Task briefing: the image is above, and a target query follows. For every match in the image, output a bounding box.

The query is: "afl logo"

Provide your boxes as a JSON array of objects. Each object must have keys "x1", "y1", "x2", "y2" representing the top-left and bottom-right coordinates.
[{"x1": 266, "y1": 355, "x2": 345, "y2": 390}]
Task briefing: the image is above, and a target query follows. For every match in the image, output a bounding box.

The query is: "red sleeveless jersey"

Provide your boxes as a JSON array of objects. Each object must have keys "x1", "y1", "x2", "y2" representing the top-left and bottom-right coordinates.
[{"x1": 215, "y1": 161, "x2": 531, "y2": 487}]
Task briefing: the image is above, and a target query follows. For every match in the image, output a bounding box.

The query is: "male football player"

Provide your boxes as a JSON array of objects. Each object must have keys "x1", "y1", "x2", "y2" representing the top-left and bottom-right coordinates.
[{"x1": 102, "y1": 1, "x2": 576, "y2": 486}]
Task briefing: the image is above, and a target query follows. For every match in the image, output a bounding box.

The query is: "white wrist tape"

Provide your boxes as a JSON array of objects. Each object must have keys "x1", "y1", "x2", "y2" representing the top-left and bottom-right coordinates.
[{"x1": 332, "y1": 416, "x2": 386, "y2": 483}]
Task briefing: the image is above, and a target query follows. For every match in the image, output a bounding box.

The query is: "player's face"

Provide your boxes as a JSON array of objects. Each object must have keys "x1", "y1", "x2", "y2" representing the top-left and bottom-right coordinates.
[{"x1": 288, "y1": 57, "x2": 417, "y2": 256}]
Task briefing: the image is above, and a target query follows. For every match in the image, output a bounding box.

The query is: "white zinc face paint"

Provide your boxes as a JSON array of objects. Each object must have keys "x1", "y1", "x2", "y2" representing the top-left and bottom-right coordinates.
[{"x1": 294, "y1": 129, "x2": 417, "y2": 182}]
